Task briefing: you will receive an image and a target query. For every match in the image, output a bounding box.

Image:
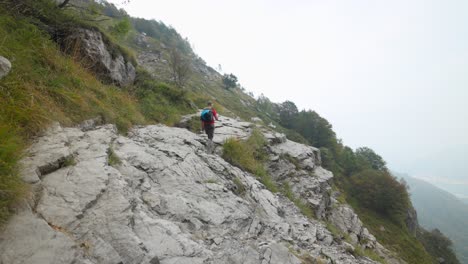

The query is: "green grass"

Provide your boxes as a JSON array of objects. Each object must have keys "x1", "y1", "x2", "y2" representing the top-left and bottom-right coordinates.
[
  {"x1": 353, "y1": 246, "x2": 388, "y2": 264},
  {"x1": 349, "y1": 200, "x2": 434, "y2": 264},
  {"x1": 281, "y1": 182, "x2": 315, "y2": 219},
  {"x1": 233, "y1": 177, "x2": 247, "y2": 196},
  {"x1": 0, "y1": 6, "x2": 192, "y2": 226},
  {"x1": 0, "y1": 126, "x2": 27, "y2": 225},
  {"x1": 107, "y1": 148, "x2": 121, "y2": 167},
  {"x1": 222, "y1": 130, "x2": 278, "y2": 193},
  {"x1": 281, "y1": 153, "x2": 301, "y2": 170}
]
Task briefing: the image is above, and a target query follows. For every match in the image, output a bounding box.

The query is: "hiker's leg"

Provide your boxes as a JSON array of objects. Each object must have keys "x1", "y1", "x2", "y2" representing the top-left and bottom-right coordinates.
[{"x1": 207, "y1": 125, "x2": 214, "y2": 140}]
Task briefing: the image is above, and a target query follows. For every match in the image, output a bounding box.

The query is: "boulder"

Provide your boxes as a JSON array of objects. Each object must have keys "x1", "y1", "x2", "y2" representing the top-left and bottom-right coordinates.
[
  {"x1": 0, "y1": 56, "x2": 11, "y2": 79},
  {"x1": 62, "y1": 28, "x2": 135, "y2": 86}
]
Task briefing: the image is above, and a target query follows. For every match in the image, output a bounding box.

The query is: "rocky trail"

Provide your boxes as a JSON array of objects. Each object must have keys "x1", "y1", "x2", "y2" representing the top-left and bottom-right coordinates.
[{"x1": 0, "y1": 116, "x2": 400, "y2": 264}]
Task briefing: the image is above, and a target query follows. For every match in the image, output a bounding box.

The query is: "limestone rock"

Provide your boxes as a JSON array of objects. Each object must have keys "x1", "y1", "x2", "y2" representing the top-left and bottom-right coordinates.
[
  {"x1": 61, "y1": 28, "x2": 136, "y2": 86},
  {"x1": 1, "y1": 120, "x2": 397, "y2": 264},
  {"x1": 0, "y1": 56, "x2": 11, "y2": 79}
]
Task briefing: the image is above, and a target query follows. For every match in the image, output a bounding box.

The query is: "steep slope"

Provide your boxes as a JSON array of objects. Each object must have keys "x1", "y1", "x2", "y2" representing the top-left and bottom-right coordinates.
[
  {"x1": 1, "y1": 118, "x2": 384, "y2": 264},
  {"x1": 0, "y1": 1, "x2": 451, "y2": 263},
  {"x1": 400, "y1": 175, "x2": 468, "y2": 264}
]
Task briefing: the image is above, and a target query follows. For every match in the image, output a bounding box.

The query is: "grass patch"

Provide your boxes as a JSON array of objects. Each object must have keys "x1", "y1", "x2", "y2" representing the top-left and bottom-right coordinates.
[
  {"x1": 280, "y1": 153, "x2": 301, "y2": 170},
  {"x1": 222, "y1": 129, "x2": 278, "y2": 193},
  {"x1": 204, "y1": 179, "x2": 218, "y2": 184},
  {"x1": 0, "y1": 126, "x2": 27, "y2": 225},
  {"x1": 107, "y1": 148, "x2": 121, "y2": 166},
  {"x1": 187, "y1": 116, "x2": 202, "y2": 133},
  {"x1": 353, "y1": 246, "x2": 387, "y2": 264},
  {"x1": 281, "y1": 182, "x2": 314, "y2": 219},
  {"x1": 134, "y1": 69, "x2": 194, "y2": 125},
  {"x1": 349, "y1": 199, "x2": 434, "y2": 264},
  {"x1": 63, "y1": 156, "x2": 76, "y2": 167},
  {"x1": 233, "y1": 177, "x2": 246, "y2": 196}
]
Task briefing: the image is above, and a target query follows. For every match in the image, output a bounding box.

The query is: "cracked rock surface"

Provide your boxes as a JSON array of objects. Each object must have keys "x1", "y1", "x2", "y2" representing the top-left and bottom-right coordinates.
[{"x1": 1, "y1": 118, "x2": 387, "y2": 264}]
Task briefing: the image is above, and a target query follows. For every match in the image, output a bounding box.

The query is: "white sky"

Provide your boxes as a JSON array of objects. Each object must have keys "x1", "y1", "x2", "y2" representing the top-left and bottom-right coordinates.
[{"x1": 108, "y1": 0, "x2": 468, "y2": 196}]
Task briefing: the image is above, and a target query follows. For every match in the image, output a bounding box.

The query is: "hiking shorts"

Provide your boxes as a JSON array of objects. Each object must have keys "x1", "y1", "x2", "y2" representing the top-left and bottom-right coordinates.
[{"x1": 204, "y1": 123, "x2": 215, "y2": 140}]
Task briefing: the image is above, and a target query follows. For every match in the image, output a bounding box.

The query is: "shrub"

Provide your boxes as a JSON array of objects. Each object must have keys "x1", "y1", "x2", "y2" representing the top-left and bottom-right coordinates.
[
  {"x1": 222, "y1": 130, "x2": 278, "y2": 193},
  {"x1": 350, "y1": 169, "x2": 410, "y2": 226}
]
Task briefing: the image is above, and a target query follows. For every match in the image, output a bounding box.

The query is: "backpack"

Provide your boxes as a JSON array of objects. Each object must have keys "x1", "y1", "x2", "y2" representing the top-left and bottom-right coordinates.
[{"x1": 200, "y1": 109, "x2": 213, "y2": 122}]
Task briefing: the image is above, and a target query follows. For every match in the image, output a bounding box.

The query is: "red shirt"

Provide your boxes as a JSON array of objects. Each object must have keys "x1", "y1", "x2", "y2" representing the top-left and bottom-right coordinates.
[{"x1": 202, "y1": 107, "x2": 218, "y2": 125}]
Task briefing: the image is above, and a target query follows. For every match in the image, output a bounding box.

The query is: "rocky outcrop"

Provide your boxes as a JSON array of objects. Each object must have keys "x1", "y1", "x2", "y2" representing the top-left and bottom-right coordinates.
[
  {"x1": 264, "y1": 132, "x2": 405, "y2": 264},
  {"x1": 0, "y1": 117, "x2": 385, "y2": 264},
  {"x1": 405, "y1": 206, "x2": 418, "y2": 236},
  {"x1": 61, "y1": 28, "x2": 136, "y2": 86},
  {"x1": 0, "y1": 56, "x2": 11, "y2": 79}
]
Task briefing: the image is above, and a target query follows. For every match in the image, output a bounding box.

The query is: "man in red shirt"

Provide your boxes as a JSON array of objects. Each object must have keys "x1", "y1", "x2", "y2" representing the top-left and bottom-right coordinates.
[{"x1": 201, "y1": 101, "x2": 219, "y2": 153}]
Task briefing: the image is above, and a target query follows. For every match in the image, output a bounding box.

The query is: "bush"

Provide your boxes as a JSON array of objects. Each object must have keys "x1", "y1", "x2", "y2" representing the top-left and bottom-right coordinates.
[
  {"x1": 418, "y1": 229, "x2": 460, "y2": 264},
  {"x1": 222, "y1": 130, "x2": 278, "y2": 193},
  {"x1": 350, "y1": 169, "x2": 410, "y2": 226}
]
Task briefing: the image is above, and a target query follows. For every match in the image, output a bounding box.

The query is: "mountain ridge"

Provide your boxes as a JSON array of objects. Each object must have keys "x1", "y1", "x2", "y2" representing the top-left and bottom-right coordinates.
[
  {"x1": 398, "y1": 173, "x2": 468, "y2": 264},
  {"x1": 0, "y1": 0, "x2": 460, "y2": 263}
]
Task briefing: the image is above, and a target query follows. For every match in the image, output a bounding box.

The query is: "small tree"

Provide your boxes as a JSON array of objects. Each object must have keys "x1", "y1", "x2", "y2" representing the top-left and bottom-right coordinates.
[
  {"x1": 168, "y1": 47, "x2": 191, "y2": 88},
  {"x1": 111, "y1": 17, "x2": 131, "y2": 37},
  {"x1": 222, "y1": 73, "x2": 238, "y2": 89},
  {"x1": 355, "y1": 147, "x2": 387, "y2": 172},
  {"x1": 279, "y1": 100, "x2": 298, "y2": 129}
]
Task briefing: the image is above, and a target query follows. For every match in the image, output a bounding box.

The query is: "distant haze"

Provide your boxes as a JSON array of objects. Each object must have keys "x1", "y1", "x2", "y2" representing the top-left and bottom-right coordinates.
[{"x1": 109, "y1": 0, "x2": 468, "y2": 198}]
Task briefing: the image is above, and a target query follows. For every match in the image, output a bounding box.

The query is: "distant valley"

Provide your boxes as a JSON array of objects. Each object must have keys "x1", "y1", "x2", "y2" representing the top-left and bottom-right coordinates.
[{"x1": 397, "y1": 173, "x2": 468, "y2": 264}]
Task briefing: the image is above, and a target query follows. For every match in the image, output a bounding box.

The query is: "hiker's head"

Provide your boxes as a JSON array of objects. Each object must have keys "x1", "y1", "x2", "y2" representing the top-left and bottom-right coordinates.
[{"x1": 207, "y1": 101, "x2": 213, "y2": 107}]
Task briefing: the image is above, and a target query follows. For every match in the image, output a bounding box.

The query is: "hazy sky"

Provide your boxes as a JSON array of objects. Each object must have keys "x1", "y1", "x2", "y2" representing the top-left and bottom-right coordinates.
[{"x1": 108, "y1": 0, "x2": 468, "y2": 196}]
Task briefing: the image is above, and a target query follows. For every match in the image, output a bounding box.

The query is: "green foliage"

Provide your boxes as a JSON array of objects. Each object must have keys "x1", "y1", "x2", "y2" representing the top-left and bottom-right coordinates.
[
  {"x1": 168, "y1": 47, "x2": 191, "y2": 88},
  {"x1": 281, "y1": 153, "x2": 301, "y2": 170},
  {"x1": 0, "y1": 126, "x2": 26, "y2": 225},
  {"x1": 338, "y1": 146, "x2": 358, "y2": 176},
  {"x1": 353, "y1": 246, "x2": 387, "y2": 264},
  {"x1": 0, "y1": 7, "x2": 147, "y2": 225},
  {"x1": 111, "y1": 17, "x2": 131, "y2": 37},
  {"x1": 292, "y1": 110, "x2": 337, "y2": 151},
  {"x1": 350, "y1": 169, "x2": 410, "y2": 226},
  {"x1": 131, "y1": 17, "x2": 192, "y2": 54},
  {"x1": 222, "y1": 73, "x2": 238, "y2": 89},
  {"x1": 418, "y1": 229, "x2": 460, "y2": 264},
  {"x1": 63, "y1": 156, "x2": 76, "y2": 167},
  {"x1": 204, "y1": 179, "x2": 219, "y2": 184},
  {"x1": 351, "y1": 201, "x2": 434, "y2": 264},
  {"x1": 101, "y1": 1, "x2": 128, "y2": 18},
  {"x1": 107, "y1": 148, "x2": 121, "y2": 166},
  {"x1": 186, "y1": 116, "x2": 202, "y2": 133},
  {"x1": 222, "y1": 130, "x2": 278, "y2": 193},
  {"x1": 134, "y1": 69, "x2": 192, "y2": 125},
  {"x1": 355, "y1": 147, "x2": 387, "y2": 172},
  {"x1": 233, "y1": 177, "x2": 246, "y2": 196},
  {"x1": 281, "y1": 182, "x2": 315, "y2": 219},
  {"x1": 279, "y1": 101, "x2": 298, "y2": 129}
]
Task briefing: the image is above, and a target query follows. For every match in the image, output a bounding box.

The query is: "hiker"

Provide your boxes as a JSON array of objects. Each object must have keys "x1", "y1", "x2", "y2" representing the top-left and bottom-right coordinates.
[{"x1": 200, "y1": 101, "x2": 219, "y2": 153}]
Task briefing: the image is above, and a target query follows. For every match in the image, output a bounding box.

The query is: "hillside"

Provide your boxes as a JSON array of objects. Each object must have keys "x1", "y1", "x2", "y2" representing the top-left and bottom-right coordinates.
[
  {"x1": 399, "y1": 174, "x2": 468, "y2": 264},
  {"x1": 0, "y1": 0, "x2": 460, "y2": 263}
]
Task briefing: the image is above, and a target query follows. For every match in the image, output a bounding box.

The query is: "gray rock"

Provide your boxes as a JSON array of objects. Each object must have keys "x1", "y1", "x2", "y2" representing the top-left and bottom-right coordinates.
[
  {"x1": 1, "y1": 120, "x2": 401, "y2": 264},
  {"x1": 0, "y1": 56, "x2": 11, "y2": 79},
  {"x1": 61, "y1": 28, "x2": 135, "y2": 86}
]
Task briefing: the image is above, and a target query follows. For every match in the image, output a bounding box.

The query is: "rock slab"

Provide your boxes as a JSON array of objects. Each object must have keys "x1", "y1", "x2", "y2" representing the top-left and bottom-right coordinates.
[
  {"x1": 0, "y1": 56, "x2": 11, "y2": 79},
  {"x1": 0, "y1": 119, "x2": 388, "y2": 264}
]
